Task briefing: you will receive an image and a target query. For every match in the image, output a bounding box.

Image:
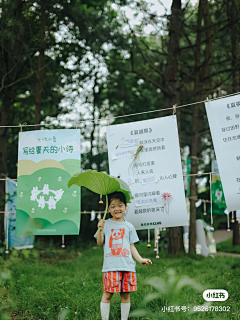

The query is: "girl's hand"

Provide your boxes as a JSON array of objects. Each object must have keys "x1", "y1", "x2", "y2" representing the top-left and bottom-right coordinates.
[
  {"x1": 140, "y1": 258, "x2": 152, "y2": 266},
  {"x1": 97, "y1": 219, "x2": 105, "y2": 232}
]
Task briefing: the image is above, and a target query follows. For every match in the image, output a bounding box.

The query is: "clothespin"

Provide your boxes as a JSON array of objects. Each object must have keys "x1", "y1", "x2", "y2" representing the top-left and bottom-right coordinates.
[
  {"x1": 172, "y1": 104, "x2": 177, "y2": 115},
  {"x1": 18, "y1": 123, "x2": 27, "y2": 132}
]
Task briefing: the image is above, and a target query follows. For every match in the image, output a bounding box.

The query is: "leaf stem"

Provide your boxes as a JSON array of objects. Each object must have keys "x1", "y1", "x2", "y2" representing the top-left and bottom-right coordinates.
[{"x1": 95, "y1": 195, "x2": 108, "y2": 237}]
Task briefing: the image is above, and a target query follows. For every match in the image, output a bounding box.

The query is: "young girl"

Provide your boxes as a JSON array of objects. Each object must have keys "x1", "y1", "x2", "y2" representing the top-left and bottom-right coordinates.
[{"x1": 96, "y1": 191, "x2": 152, "y2": 320}]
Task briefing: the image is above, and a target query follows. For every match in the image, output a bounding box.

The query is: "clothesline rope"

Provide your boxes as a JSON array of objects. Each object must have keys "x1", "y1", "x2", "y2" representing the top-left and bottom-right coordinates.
[
  {"x1": 0, "y1": 171, "x2": 220, "y2": 182},
  {"x1": 0, "y1": 91, "x2": 239, "y2": 128},
  {"x1": 183, "y1": 171, "x2": 219, "y2": 177},
  {"x1": 187, "y1": 197, "x2": 226, "y2": 204}
]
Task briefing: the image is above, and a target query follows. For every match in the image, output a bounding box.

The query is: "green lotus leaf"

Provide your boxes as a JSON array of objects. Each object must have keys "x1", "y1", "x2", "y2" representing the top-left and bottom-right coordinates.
[{"x1": 68, "y1": 170, "x2": 134, "y2": 203}]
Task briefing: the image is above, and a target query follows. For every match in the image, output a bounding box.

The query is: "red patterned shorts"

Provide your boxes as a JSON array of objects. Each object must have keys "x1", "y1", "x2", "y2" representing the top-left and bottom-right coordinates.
[{"x1": 103, "y1": 271, "x2": 137, "y2": 293}]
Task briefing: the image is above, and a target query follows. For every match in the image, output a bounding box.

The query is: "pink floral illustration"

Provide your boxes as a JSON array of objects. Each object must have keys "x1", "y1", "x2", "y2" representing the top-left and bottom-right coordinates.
[
  {"x1": 161, "y1": 192, "x2": 172, "y2": 201},
  {"x1": 161, "y1": 192, "x2": 172, "y2": 214}
]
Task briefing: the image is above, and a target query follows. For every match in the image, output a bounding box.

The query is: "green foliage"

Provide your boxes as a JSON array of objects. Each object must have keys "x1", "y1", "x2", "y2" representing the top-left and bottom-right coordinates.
[
  {"x1": 0, "y1": 0, "x2": 123, "y2": 179},
  {"x1": 1, "y1": 242, "x2": 239, "y2": 319},
  {"x1": 0, "y1": 271, "x2": 11, "y2": 320},
  {"x1": 130, "y1": 269, "x2": 209, "y2": 319},
  {"x1": 59, "y1": 308, "x2": 71, "y2": 320}
]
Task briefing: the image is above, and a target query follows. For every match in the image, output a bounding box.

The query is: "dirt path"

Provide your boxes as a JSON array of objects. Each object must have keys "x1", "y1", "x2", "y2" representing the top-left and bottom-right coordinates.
[
  {"x1": 213, "y1": 251, "x2": 240, "y2": 258},
  {"x1": 206, "y1": 229, "x2": 233, "y2": 245},
  {"x1": 209, "y1": 230, "x2": 240, "y2": 258}
]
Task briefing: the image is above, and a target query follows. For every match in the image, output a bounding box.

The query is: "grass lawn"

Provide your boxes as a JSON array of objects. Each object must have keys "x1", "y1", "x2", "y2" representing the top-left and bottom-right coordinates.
[
  {"x1": 1, "y1": 242, "x2": 240, "y2": 320},
  {"x1": 216, "y1": 238, "x2": 240, "y2": 254}
]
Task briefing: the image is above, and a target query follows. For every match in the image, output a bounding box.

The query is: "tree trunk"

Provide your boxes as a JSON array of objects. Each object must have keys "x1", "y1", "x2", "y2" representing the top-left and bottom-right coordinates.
[
  {"x1": 189, "y1": 0, "x2": 212, "y2": 254},
  {"x1": 189, "y1": 106, "x2": 199, "y2": 254},
  {"x1": 230, "y1": 0, "x2": 239, "y2": 93},
  {"x1": 168, "y1": 226, "x2": 184, "y2": 255},
  {"x1": 162, "y1": 0, "x2": 185, "y2": 254},
  {"x1": 163, "y1": 0, "x2": 181, "y2": 134},
  {"x1": 0, "y1": 1, "x2": 24, "y2": 243},
  {"x1": 230, "y1": 0, "x2": 240, "y2": 246},
  {"x1": 89, "y1": 74, "x2": 98, "y2": 169},
  {"x1": 0, "y1": 93, "x2": 12, "y2": 243},
  {"x1": 189, "y1": 0, "x2": 203, "y2": 254},
  {"x1": 163, "y1": 0, "x2": 181, "y2": 106},
  {"x1": 34, "y1": 0, "x2": 47, "y2": 129},
  {"x1": 232, "y1": 211, "x2": 240, "y2": 246},
  {"x1": 202, "y1": 0, "x2": 212, "y2": 80}
]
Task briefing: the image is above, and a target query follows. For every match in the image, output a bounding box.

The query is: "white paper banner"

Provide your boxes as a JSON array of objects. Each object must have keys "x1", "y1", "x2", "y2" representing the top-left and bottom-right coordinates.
[
  {"x1": 205, "y1": 95, "x2": 240, "y2": 211},
  {"x1": 107, "y1": 116, "x2": 188, "y2": 230}
]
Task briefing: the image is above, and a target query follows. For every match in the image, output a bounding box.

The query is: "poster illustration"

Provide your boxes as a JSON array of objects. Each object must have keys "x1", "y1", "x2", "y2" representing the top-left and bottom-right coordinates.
[
  {"x1": 205, "y1": 94, "x2": 240, "y2": 211},
  {"x1": 5, "y1": 178, "x2": 35, "y2": 249},
  {"x1": 16, "y1": 129, "x2": 81, "y2": 235},
  {"x1": 107, "y1": 116, "x2": 188, "y2": 230}
]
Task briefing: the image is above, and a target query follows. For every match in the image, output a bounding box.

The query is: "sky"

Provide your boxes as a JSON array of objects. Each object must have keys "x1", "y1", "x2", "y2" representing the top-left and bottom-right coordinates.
[{"x1": 121, "y1": 0, "x2": 199, "y2": 34}]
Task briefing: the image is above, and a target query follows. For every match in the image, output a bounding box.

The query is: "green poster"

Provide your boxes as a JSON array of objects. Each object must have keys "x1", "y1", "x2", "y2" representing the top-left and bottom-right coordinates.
[
  {"x1": 16, "y1": 129, "x2": 81, "y2": 235},
  {"x1": 211, "y1": 160, "x2": 226, "y2": 214}
]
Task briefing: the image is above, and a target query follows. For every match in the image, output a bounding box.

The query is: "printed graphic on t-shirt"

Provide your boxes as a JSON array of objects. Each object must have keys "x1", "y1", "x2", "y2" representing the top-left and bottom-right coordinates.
[{"x1": 105, "y1": 228, "x2": 130, "y2": 258}]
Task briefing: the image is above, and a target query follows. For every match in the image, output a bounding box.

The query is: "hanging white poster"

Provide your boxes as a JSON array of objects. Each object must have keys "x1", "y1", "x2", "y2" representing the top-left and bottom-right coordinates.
[
  {"x1": 205, "y1": 94, "x2": 240, "y2": 211},
  {"x1": 106, "y1": 116, "x2": 188, "y2": 230},
  {"x1": 237, "y1": 210, "x2": 240, "y2": 220}
]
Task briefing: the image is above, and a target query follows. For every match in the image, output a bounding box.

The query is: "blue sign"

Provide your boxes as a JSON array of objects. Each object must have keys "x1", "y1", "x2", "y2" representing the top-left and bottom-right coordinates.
[{"x1": 5, "y1": 179, "x2": 35, "y2": 249}]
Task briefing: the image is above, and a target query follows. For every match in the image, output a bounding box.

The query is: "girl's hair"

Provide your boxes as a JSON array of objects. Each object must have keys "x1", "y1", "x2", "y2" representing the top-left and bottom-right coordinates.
[{"x1": 107, "y1": 192, "x2": 127, "y2": 206}]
